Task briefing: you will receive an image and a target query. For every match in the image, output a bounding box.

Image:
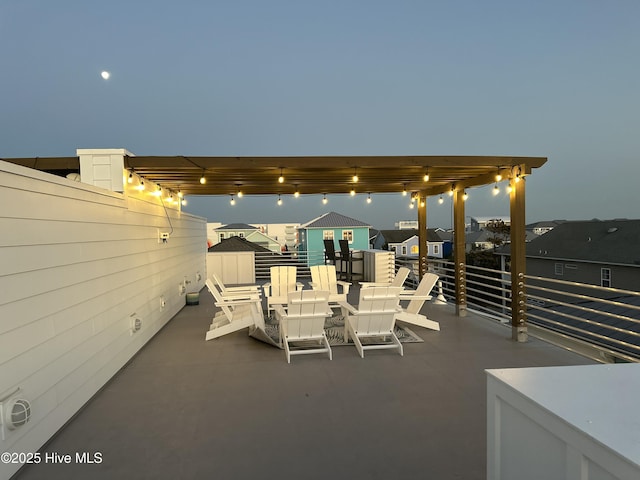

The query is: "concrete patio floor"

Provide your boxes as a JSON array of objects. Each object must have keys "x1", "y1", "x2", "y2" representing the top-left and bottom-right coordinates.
[{"x1": 14, "y1": 286, "x2": 595, "y2": 480}]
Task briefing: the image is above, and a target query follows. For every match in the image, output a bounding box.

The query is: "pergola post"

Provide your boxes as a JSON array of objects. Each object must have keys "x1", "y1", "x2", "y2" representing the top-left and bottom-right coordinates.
[
  {"x1": 453, "y1": 188, "x2": 467, "y2": 317},
  {"x1": 417, "y1": 192, "x2": 428, "y2": 280},
  {"x1": 509, "y1": 167, "x2": 527, "y2": 342}
]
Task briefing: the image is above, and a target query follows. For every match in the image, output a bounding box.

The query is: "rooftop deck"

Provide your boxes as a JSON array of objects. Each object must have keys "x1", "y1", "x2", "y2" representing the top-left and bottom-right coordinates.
[{"x1": 15, "y1": 286, "x2": 595, "y2": 480}]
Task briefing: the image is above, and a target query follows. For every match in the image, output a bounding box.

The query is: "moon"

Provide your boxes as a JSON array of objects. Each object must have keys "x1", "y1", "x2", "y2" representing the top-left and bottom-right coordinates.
[{"x1": 101, "y1": 71, "x2": 110, "y2": 80}]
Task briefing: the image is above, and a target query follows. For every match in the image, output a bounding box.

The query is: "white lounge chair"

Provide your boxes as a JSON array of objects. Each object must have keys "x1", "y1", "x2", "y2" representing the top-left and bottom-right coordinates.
[
  {"x1": 309, "y1": 265, "x2": 351, "y2": 307},
  {"x1": 339, "y1": 286, "x2": 403, "y2": 358},
  {"x1": 274, "y1": 289, "x2": 333, "y2": 363},
  {"x1": 211, "y1": 273, "x2": 261, "y2": 299},
  {"x1": 262, "y1": 266, "x2": 303, "y2": 315},
  {"x1": 205, "y1": 279, "x2": 265, "y2": 341},
  {"x1": 396, "y1": 273, "x2": 440, "y2": 331}
]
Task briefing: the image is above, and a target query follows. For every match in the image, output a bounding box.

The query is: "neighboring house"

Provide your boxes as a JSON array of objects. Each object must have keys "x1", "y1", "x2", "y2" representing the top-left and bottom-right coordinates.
[
  {"x1": 372, "y1": 229, "x2": 446, "y2": 258},
  {"x1": 526, "y1": 220, "x2": 566, "y2": 236},
  {"x1": 214, "y1": 223, "x2": 282, "y2": 253},
  {"x1": 497, "y1": 219, "x2": 640, "y2": 291},
  {"x1": 298, "y1": 211, "x2": 370, "y2": 266},
  {"x1": 467, "y1": 216, "x2": 511, "y2": 232}
]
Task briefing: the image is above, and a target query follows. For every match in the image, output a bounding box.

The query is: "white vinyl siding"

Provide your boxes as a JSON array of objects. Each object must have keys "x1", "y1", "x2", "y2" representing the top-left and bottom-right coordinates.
[{"x1": 0, "y1": 161, "x2": 206, "y2": 478}]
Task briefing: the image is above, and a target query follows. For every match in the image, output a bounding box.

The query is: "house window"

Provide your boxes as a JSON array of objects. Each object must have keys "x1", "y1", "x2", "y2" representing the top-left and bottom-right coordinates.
[
  {"x1": 554, "y1": 263, "x2": 563, "y2": 276},
  {"x1": 411, "y1": 245, "x2": 419, "y2": 254},
  {"x1": 601, "y1": 268, "x2": 611, "y2": 288},
  {"x1": 323, "y1": 230, "x2": 334, "y2": 240},
  {"x1": 238, "y1": 232, "x2": 244, "y2": 238},
  {"x1": 219, "y1": 233, "x2": 225, "y2": 240},
  {"x1": 433, "y1": 245, "x2": 440, "y2": 255},
  {"x1": 342, "y1": 230, "x2": 353, "y2": 243},
  {"x1": 401, "y1": 245, "x2": 407, "y2": 255}
]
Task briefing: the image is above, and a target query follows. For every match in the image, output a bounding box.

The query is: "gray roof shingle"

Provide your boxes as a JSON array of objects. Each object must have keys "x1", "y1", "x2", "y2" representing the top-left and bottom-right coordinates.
[{"x1": 301, "y1": 212, "x2": 370, "y2": 229}]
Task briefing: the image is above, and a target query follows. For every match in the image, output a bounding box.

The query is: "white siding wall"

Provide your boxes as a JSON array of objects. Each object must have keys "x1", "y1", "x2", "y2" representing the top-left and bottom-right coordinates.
[{"x1": 0, "y1": 161, "x2": 206, "y2": 480}]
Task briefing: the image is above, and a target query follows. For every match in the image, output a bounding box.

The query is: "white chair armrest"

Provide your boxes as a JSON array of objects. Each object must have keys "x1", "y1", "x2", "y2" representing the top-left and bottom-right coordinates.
[
  {"x1": 359, "y1": 281, "x2": 391, "y2": 288},
  {"x1": 295, "y1": 282, "x2": 304, "y2": 291},
  {"x1": 262, "y1": 283, "x2": 272, "y2": 295},
  {"x1": 309, "y1": 282, "x2": 319, "y2": 289},
  {"x1": 336, "y1": 280, "x2": 351, "y2": 294},
  {"x1": 338, "y1": 301, "x2": 357, "y2": 315}
]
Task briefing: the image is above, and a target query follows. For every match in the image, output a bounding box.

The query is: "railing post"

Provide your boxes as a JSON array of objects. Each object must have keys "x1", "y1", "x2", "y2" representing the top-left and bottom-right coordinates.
[{"x1": 510, "y1": 166, "x2": 527, "y2": 342}]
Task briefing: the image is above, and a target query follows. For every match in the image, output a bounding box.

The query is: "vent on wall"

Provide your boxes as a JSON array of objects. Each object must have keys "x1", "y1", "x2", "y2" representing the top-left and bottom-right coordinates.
[{"x1": 0, "y1": 388, "x2": 32, "y2": 440}]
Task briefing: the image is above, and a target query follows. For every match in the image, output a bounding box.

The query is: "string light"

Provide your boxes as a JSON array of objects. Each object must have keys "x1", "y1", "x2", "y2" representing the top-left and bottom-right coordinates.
[
  {"x1": 423, "y1": 169, "x2": 429, "y2": 182},
  {"x1": 495, "y1": 172, "x2": 502, "y2": 182},
  {"x1": 277, "y1": 194, "x2": 283, "y2": 206},
  {"x1": 366, "y1": 193, "x2": 372, "y2": 204},
  {"x1": 294, "y1": 185, "x2": 300, "y2": 198},
  {"x1": 506, "y1": 183, "x2": 513, "y2": 194},
  {"x1": 200, "y1": 171, "x2": 206, "y2": 184},
  {"x1": 493, "y1": 184, "x2": 500, "y2": 196},
  {"x1": 230, "y1": 195, "x2": 235, "y2": 205},
  {"x1": 402, "y1": 185, "x2": 407, "y2": 196},
  {"x1": 128, "y1": 171, "x2": 133, "y2": 184},
  {"x1": 438, "y1": 195, "x2": 444, "y2": 204},
  {"x1": 322, "y1": 194, "x2": 328, "y2": 205},
  {"x1": 278, "y1": 168, "x2": 284, "y2": 183},
  {"x1": 463, "y1": 190, "x2": 469, "y2": 201},
  {"x1": 352, "y1": 167, "x2": 358, "y2": 183},
  {"x1": 350, "y1": 188, "x2": 356, "y2": 196},
  {"x1": 448, "y1": 184, "x2": 454, "y2": 197}
]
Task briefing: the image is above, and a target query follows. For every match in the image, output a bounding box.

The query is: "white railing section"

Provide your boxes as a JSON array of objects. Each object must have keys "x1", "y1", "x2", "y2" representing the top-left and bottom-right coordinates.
[{"x1": 405, "y1": 258, "x2": 640, "y2": 361}]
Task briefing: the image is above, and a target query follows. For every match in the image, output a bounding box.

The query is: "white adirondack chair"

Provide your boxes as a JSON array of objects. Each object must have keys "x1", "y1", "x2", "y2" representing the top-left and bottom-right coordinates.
[
  {"x1": 339, "y1": 285, "x2": 404, "y2": 358},
  {"x1": 205, "y1": 279, "x2": 265, "y2": 341},
  {"x1": 359, "y1": 266, "x2": 411, "y2": 289},
  {"x1": 262, "y1": 266, "x2": 303, "y2": 315},
  {"x1": 211, "y1": 273, "x2": 261, "y2": 299},
  {"x1": 396, "y1": 273, "x2": 440, "y2": 331},
  {"x1": 274, "y1": 290, "x2": 333, "y2": 363},
  {"x1": 309, "y1": 265, "x2": 351, "y2": 307}
]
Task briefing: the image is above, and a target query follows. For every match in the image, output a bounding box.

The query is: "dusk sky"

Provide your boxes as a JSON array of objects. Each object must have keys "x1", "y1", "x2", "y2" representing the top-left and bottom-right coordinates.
[{"x1": 1, "y1": 1, "x2": 638, "y2": 229}]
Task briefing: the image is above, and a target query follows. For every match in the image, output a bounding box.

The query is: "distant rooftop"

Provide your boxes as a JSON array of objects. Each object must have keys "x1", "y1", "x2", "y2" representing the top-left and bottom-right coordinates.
[
  {"x1": 216, "y1": 223, "x2": 259, "y2": 230},
  {"x1": 301, "y1": 211, "x2": 371, "y2": 229},
  {"x1": 376, "y1": 229, "x2": 443, "y2": 244},
  {"x1": 207, "y1": 236, "x2": 272, "y2": 253},
  {"x1": 502, "y1": 219, "x2": 640, "y2": 265}
]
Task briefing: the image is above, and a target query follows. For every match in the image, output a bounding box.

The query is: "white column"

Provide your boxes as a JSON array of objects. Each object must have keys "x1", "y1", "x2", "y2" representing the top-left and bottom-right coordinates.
[{"x1": 77, "y1": 148, "x2": 134, "y2": 193}]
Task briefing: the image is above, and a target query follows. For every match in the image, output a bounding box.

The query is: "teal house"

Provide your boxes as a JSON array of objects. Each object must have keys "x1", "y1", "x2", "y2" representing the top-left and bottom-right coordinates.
[{"x1": 298, "y1": 212, "x2": 371, "y2": 266}]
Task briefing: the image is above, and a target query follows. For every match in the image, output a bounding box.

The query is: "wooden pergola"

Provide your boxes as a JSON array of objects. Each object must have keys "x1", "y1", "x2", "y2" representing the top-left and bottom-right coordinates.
[{"x1": 3, "y1": 153, "x2": 547, "y2": 341}]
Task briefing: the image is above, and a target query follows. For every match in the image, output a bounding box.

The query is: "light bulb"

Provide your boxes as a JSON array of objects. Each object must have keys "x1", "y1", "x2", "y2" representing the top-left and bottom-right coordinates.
[
  {"x1": 350, "y1": 189, "x2": 356, "y2": 196},
  {"x1": 322, "y1": 195, "x2": 328, "y2": 205},
  {"x1": 409, "y1": 202, "x2": 414, "y2": 209},
  {"x1": 278, "y1": 168, "x2": 284, "y2": 183},
  {"x1": 423, "y1": 173, "x2": 429, "y2": 182},
  {"x1": 493, "y1": 184, "x2": 500, "y2": 196},
  {"x1": 463, "y1": 191, "x2": 468, "y2": 201},
  {"x1": 438, "y1": 196, "x2": 444, "y2": 204},
  {"x1": 366, "y1": 194, "x2": 372, "y2": 204},
  {"x1": 277, "y1": 195, "x2": 283, "y2": 206},
  {"x1": 495, "y1": 173, "x2": 502, "y2": 182},
  {"x1": 200, "y1": 175, "x2": 206, "y2": 184},
  {"x1": 230, "y1": 196, "x2": 235, "y2": 205},
  {"x1": 128, "y1": 172, "x2": 133, "y2": 184},
  {"x1": 294, "y1": 190, "x2": 300, "y2": 198},
  {"x1": 237, "y1": 191, "x2": 243, "y2": 198}
]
